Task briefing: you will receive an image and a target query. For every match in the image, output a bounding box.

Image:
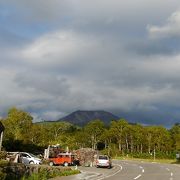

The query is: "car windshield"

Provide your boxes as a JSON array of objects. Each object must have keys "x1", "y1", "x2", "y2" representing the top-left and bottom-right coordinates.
[
  {"x1": 99, "y1": 156, "x2": 108, "y2": 160},
  {"x1": 28, "y1": 153, "x2": 38, "y2": 158}
]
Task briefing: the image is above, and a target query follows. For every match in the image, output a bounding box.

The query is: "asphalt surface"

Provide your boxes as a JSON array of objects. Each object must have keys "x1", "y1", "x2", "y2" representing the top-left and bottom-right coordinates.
[{"x1": 52, "y1": 160, "x2": 180, "y2": 180}]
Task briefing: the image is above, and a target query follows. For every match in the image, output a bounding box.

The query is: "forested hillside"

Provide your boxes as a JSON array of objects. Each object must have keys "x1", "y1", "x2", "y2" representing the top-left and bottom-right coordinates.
[
  {"x1": 1, "y1": 107, "x2": 180, "y2": 159},
  {"x1": 58, "y1": 110, "x2": 119, "y2": 126}
]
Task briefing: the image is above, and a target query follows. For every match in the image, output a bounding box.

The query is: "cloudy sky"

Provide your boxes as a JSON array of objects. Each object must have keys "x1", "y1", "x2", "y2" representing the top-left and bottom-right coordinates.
[{"x1": 1, "y1": 0, "x2": 180, "y2": 126}]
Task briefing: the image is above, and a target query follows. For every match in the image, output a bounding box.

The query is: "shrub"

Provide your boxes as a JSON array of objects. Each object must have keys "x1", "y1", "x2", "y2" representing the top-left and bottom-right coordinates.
[
  {"x1": 100, "y1": 143, "x2": 121, "y2": 158},
  {"x1": 0, "y1": 160, "x2": 80, "y2": 180},
  {"x1": 21, "y1": 167, "x2": 80, "y2": 180},
  {"x1": 0, "y1": 151, "x2": 7, "y2": 160},
  {"x1": 0, "y1": 160, "x2": 9, "y2": 167},
  {"x1": 0, "y1": 167, "x2": 6, "y2": 180},
  {"x1": 130, "y1": 153, "x2": 152, "y2": 159}
]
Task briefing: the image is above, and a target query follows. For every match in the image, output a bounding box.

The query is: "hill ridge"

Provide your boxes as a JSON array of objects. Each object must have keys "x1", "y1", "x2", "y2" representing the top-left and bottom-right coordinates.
[{"x1": 58, "y1": 110, "x2": 119, "y2": 126}]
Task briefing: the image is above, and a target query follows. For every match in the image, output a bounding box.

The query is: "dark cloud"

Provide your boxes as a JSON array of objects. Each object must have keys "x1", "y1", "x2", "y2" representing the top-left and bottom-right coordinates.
[
  {"x1": 14, "y1": 73, "x2": 70, "y2": 96},
  {"x1": 127, "y1": 38, "x2": 180, "y2": 56},
  {"x1": 128, "y1": 11, "x2": 180, "y2": 56},
  {"x1": 0, "y1": 28, "x2": 26, "y2": 47},
  {"x1": 0, "y1": 1, "x2": 180, "y2": 126}
]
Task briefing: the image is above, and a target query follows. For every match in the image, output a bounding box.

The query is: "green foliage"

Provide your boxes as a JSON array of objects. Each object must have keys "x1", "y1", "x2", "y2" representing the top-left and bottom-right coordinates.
[
  {"x1": 0, "y1": 160, "x2": 80, "y2": 180},
  {"x1": 0, "y1": 160, "x2": 9, "y2": 167},
  {"x1": 0, "y1": 171, "x2": 6, "y2": 180},
  {"x1": 3, "y1": 107, "x2": 33, "y2": 142},
  {"x1": 59, "y1": 170, "x2": 80, "y2": 176},
  {"x1": 109, "y1": 119, "x2": 129, "y2": 151},
  {"x1": 0, "y1": 160, "x2": 8, "y2": 179},
  {"x1": 0, "y1": 160, "x2": 9, "y2": 179},
  {"x1": 1, "y1": 107, "x2": 180, "y2": 161},
  {"x1": 0, "y1": 162, "x2": 26, "y2": 180},
  {"x1": 155, "y1": 151, "x2": 176, "y2": 159},
  {"x1": 21, "y1": 168, "x2": 80, "y2": 180},
  {"x1": 84, "y1": 119, "x2": 105, "y2": 149},
  {"x1": 74, "y1": 129, "x2": 90, "y2": 148},
  {"x1": 170, "y1": 124, "x2": 180, "y2": 151},
  {"x1": 130, "y1": 153, "x2": 152, "y2": 159},
  {"x1": 100, "y1": 143, "x2": 120, "y2": 157},
  {"x1": 129, "y1": 151, "x2": 176, "y2": 159},
  {"x1": 0, "y1": 151, "x2": 7, "y2": 160},
  {"x1": 3, "y1": 139, "x2": 44, "y2": 153},
  {"x1": 21, "y1": 168, "x2": 48, "y2": 180}
]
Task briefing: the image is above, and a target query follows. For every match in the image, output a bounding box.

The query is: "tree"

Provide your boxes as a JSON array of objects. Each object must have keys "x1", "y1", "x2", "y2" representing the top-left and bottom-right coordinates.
[
  {"x1": 170, "y1": 123, "x2": 180, "y2": 151},
  {"x1": 74, "y1": 129, "x2": 90, "y2": 149},
  {"x1": 144, "y1": 126, "x2": 154, "y2": 153},
  {"x1": 28, "y1": 124, "x2": 49, "y2": 146},
  {"x1": 100, "y1": 129, "x2": 113, "y2": 149},
  {"x1": 47, "y1": 122, "x2": 75, "y2": 142},
  {"x1": 109, "y1": 119, "x2": 129, "y2": 152},
  {"x1": 132, "y1": 124, "x2": 145, "y2": 153},
  {"x1": 4, "y1": 107, "x2": 33, "y2": 142},
  {"x1": 84, "y1": 119, "x2": 105, "y2": 150},
  {"x1": 145, "y1": 126, "x2": 172, "y2": 154}
]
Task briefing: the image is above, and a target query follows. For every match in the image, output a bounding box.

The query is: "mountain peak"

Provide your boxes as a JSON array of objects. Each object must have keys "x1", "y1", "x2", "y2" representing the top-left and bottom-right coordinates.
[{"x1": 58, "y1": 110, "x2": 119, "y2": 126}]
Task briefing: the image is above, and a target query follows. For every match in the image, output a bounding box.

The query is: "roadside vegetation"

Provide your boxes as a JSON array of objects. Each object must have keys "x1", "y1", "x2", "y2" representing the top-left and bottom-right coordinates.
[
  {"x1": 1, "y1": 108, "x2": 180, "y2": 159},
  {"x1": 21, "y1": 168, "x2": 80, "y2": 180},
  {"x1": 0, "y1": 160, "x2": 80, "y2": 180},
  {"x1": 1, "y1": 107, "x2": 180, "y2": 162}
]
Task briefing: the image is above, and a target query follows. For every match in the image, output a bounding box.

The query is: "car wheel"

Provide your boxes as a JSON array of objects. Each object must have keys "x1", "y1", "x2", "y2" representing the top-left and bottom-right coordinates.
[
  {"x1": 29, "y1": 161, "x2": 34, "y2": 164},
  {"x1": 49, "y1": 161, "x2": 54, "y2": 166},
  {"x1": 64, "y1": 162, "x2": 68, "y2": 167}
]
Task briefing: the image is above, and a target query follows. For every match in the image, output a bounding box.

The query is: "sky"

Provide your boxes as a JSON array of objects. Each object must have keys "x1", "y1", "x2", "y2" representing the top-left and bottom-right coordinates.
[{"x1": 0, "y1": 0, "x2": 180, "y2": 127}]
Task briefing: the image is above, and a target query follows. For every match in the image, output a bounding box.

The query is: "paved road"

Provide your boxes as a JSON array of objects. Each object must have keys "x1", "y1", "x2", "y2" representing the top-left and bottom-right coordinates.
[{"x1": 53, "y1": 160, "x2": 180, "y2": 180}]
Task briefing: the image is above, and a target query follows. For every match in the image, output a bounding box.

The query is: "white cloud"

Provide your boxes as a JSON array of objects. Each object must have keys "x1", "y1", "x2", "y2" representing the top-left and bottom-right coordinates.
[
  {"x1": 1, "y1": 0, "x2": 180, "y2": 126},
  {"x1": 21, "y1": 30, "x2": 103, "y2": 67},
  {"x1": 41, "y1": 111, "x2": 67, "y2": 121},
  {"x1": 148, "y1": 10, "x2": 180, "y2": 39}
]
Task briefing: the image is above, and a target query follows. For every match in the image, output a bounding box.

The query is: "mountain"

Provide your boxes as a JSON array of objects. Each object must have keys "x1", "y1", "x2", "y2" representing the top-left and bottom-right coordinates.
[{"x1": 58, "y1": 110, "x2": 119, "y2": 126}]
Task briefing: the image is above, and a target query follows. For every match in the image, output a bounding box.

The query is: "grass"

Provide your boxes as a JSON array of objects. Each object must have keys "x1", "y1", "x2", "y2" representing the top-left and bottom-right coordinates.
[
  {"x1": 115, "y1": 156, "x2": 179, "y2": 164},
  {"x1": 21, "y1": 169, "x2": 80, "y2": 180}
]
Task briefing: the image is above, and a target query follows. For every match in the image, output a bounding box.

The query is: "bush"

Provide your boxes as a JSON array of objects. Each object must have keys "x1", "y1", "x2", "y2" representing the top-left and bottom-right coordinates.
[
  {"x1": 0, "y1": 151, "x2": 7, "y2": 160},
  {"x1": 21, "y1": 168, "x2": 47, "y2": 180},
  {"x1": 100, "y1": 143, "x2": 121, "y2": 158},
  {"x1": 154, "y1": 151, "x2": 175, "y2": 159},
  {"x1": 0, "y1": 161, "x2": 80, "y2": 180},
  {"x1": 129, "y1": 153, "x2": 152, "y2": 159},
  {"x1": 122, "y1": 152, "x2": 176, "y2": 160},
  {"x1": 0, "y1": 160, "x2": 9, "y2": 167},
  {"x1": 0, "y1": 160, "x2": 9, "y2": 180},
  {"x1": 0, "y1": 167, "x2": 6, "y2": 180},
  {"x1": 21, "y1": 167, "x2": 80, "y2": 180}
]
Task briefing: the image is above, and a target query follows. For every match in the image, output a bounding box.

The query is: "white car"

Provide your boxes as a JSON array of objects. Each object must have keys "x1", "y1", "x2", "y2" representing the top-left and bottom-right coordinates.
[
  {"x1": 18, "y1": 152, "x2": 42, "y2": 165},
  {"x1": 96, "y1": 155, "x2": 112, "y2": 168}
]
